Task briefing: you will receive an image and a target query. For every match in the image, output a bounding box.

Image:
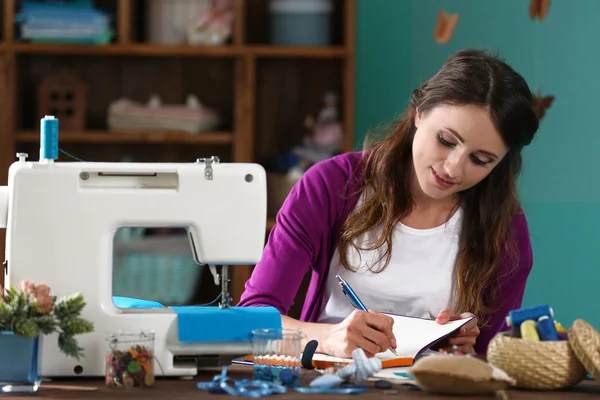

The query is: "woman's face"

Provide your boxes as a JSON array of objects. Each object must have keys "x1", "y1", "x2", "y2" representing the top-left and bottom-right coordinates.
[{"x1": 411, "y1": 104, "x2": 509, "y2": 203}]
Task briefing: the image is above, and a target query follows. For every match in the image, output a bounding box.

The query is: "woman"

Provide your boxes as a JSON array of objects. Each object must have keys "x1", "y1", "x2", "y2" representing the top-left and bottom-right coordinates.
[{"x1": 238, "y1": 49, "x2": 539, "y2": 358}]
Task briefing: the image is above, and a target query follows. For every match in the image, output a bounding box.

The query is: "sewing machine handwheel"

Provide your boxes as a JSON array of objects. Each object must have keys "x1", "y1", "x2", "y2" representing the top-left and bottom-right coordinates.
[{"x1": 302, "y1": 340, "x2": 318, "y2": 370}]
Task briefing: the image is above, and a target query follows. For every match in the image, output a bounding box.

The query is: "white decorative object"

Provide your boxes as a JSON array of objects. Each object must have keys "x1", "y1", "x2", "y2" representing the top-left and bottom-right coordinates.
[
  {"x1": 107, "y1": 95, "x2": 220, "y2": 134},
  {"x1": 147, "y1": 0, "x2": 213, "y2": 45}
]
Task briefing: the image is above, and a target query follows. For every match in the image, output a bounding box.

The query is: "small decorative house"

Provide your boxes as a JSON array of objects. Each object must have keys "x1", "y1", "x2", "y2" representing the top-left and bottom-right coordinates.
[{"x1": 37, "y1": 69, "x2": 87, "y2": 131}]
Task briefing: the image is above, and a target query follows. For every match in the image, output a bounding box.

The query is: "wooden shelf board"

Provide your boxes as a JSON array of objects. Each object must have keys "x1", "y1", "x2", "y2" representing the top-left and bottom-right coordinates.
[
  {"x1": 5, "y1": 43, "x2": 347, "y2": 58},
  {"x1": 9, "y1": 43, "x2": 243, "y2": 56},
  {"x1": 9, "y1": 43, "x2": 130, "y2": 55},
  {"x1": 15, "y1": 131, "x2": 234, "y2": 144},
  {"x1": 124, "y1": 44, "x2": 242, "y2": 57},
  {"x1": 250, "y1": 45, "x2": 347, "y2": 58}
]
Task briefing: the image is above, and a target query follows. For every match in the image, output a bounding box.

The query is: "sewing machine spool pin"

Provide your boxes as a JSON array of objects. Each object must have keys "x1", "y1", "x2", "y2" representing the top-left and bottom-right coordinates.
[
  {"x1": 196, "y1": 156, "x2": 220, "y2": 180},
  {"x1": 16, "y1": 153, "x2": 28, "y2": 162}
]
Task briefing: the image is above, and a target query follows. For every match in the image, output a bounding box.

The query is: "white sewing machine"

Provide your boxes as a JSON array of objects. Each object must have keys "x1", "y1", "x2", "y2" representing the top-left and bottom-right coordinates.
[{"x1": 0, "y1": 119, "x2": 282, "y2": 378}]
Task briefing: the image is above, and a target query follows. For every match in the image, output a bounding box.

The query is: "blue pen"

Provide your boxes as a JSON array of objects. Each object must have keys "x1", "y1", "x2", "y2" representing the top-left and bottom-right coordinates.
[{"x1": 336, "y1": 275, "x2": 399, "y2": 357}]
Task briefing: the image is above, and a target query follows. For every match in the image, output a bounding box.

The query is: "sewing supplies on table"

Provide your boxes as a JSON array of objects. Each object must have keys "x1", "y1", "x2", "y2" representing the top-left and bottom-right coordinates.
[
  {"x1": 335, "y1": 275, "x2": 399, "y2": 357},
  {"x1": 0, "y1": 115, "x2": 283, "y2": 378},
  {"x1": 250, "y1": 328, "x2": 305, "y2": 387},
  {"x1": 505, "y1": 304, "x2": 564, "y2": 342},
  {"x1": 196, "y1": 366, "x2": 369, "y2": 396},
  {"x1": 222, "y1": 343, "x2": 386, "y2": 395},
  {"x1": 105, "y1": 331, "x2": 156, "y2": 388},
  {"x1": 536, "y1": 316, "x2": 560, "y2": 341},
  {"x1": 197, "y1": 366, "x2": 287, "y2": 397},
  {"x1": 506, "y1": 304, "x2": 554, "y2": 328},
  {"x1": 309, "y1": 348, "x2": 382, "y2": 388},
  {"x1": 439, "y1": 344, "x2": 473, "y2": 356}
]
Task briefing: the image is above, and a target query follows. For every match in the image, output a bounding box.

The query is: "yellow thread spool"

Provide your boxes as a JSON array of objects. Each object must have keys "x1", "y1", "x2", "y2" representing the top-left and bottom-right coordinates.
[
  {"x1": 520, "y1": 319, "x2": 540, "y2": 341},
  {"x1": 554, "y1": 321, "x2": 566, "y2": 332}
]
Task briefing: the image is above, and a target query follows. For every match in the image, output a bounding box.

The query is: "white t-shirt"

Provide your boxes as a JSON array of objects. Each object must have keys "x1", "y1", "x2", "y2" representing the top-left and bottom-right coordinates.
[{"x1": 317, "y1": 200, "x2": 462, "y2": 323}]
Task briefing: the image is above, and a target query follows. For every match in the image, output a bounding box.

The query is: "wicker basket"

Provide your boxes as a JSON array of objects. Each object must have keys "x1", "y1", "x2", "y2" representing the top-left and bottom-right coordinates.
[
  {"x1": 486, "y1": 332, "x2": 587, "y2": 390},
  {"x1": 568, "y1": 319, "x2": 600, "y2": 381}
]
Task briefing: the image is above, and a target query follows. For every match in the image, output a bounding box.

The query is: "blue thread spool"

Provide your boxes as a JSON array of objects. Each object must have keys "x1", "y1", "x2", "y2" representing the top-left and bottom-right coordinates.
[
  {"x1": 537, "y1": 316, "x2": 559, "y2": 341},
  {"x1": 40, "y1": 115, "x2": 58, "y2": 160},
  {"x1": 506, "y1": 304, "x2": 553, "y2": 328}
]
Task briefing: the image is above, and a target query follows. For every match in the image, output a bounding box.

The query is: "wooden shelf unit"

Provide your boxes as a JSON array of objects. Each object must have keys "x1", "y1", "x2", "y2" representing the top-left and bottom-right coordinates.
[
  {"x1": 7, "y1": 43, "x2": 348, "y2": 57},
  {"x1": 15, "y1": 130, "x2": 235, "y2": 144},
  {"x1": 0, "y1": 0, "x2": 356, "y2": 304}
]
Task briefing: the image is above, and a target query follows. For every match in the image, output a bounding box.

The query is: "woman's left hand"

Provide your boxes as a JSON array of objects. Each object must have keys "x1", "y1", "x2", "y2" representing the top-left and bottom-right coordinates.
[{"x1": 434, "y1": 308, "x2": 480, "y2": 354}]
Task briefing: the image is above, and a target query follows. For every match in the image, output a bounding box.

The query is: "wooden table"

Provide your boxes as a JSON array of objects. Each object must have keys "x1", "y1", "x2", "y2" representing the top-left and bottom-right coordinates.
[{"x1": 9, "y1": 365, "x2": 600, "y2": 399}]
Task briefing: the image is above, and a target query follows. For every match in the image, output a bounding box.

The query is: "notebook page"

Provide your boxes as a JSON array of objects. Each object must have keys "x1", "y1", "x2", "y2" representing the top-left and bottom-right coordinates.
[
  {"x1": 310, "y1": 314, "x2": 474, "y2": 363},
  {"x1": 379, "y1": 313, "x2": 475, "y2": 359}
]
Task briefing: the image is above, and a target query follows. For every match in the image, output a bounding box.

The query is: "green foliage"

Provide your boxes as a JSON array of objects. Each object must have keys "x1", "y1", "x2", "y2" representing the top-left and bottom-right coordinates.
[{"x1": 0, "y1": 282, "x2": 94, "y2": 361}]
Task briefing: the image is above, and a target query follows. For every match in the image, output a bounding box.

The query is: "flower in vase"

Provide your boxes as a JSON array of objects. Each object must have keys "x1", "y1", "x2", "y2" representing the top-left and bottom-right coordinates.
[
  {"x1": 19, "y1": 280, "x2": 35, "y2": 296},
  {"x1": 0, "y1": 280, "x2": 94, "y2": 361},
  {"x1": 33, "y1": 284, "x2": 52, "y2": 314}
]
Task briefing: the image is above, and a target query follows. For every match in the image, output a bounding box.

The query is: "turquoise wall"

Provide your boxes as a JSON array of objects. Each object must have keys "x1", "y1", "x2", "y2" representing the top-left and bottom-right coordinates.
[
  {"x1": 356, "y1": 0, "x2": 599, "y2": 329},
  {"x1": 354, "y1": 0, "x2": 411, "y2": 145}
]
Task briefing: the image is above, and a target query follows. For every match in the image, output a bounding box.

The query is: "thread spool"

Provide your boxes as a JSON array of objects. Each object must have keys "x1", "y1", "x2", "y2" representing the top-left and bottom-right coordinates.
[
  {"x1": 510, "y1": 326, "x2": 521, "y2": 338},
  {"x1": 554, "y1": 321, "x2": 566, "y2": 333},
  {"x1": 520, "y1": 320, "x2": 540, "y2": 341},
  {"x1": 537, "y1": 316, "x2": 559, "y2": 341},
  {"x1": 505, "y1": 304, "x2": 553, "y2": 328},
  {"x1": 40, "y1": 115, "x2": 58, "y2": 160}
]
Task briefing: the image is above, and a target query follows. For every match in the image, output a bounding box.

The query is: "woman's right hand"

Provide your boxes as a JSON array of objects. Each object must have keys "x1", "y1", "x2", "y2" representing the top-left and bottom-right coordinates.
[{"x1": 321, "y1": 310, "x2": 397, "y2": 358}]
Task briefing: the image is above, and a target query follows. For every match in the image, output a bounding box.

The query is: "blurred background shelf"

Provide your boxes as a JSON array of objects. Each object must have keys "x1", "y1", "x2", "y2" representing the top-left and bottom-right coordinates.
[
  {"x1": 249, "y1": 45, "x2": 347, "y2": 58},
  {"x1": 8, "y1": 44, "x2": 347, "y2": 58},
  {"x1": 0, "y1": 0, "x2": 355, "y2": 305},
  {"x1": 15, "y1": 130, "x2": 234, "y2": 144},
  {"x1": 9, "y1": 43, "x2": 243, "y2": 56}
]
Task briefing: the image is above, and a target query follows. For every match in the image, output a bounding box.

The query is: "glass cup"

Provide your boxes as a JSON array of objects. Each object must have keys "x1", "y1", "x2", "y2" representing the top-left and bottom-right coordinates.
[
  {"x1": 250, "y1": 328, "x2": 305, "y2": 387},
  {"x1": 105, "y1": 331, "x2": 155, "y2": 389}
]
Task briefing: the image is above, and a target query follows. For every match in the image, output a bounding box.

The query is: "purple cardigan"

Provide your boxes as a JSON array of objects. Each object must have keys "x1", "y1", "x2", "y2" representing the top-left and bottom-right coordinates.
[{"x1": 238, "y1": 151, "x2": 534, "y2": 355}]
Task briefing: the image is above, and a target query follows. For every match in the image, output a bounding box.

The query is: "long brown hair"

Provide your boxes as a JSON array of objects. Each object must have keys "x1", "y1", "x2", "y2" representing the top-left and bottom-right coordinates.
[{"x1": 339, "y1": 49, "x2": 539, "y2": 325}]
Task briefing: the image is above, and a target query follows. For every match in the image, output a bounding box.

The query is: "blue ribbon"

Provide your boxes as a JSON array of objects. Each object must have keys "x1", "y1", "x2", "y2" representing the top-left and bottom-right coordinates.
[
  {"x1": 295, "y1": 386, "x2": 368, "y2": 394},
  {"x1": 196, "y1": 366, "x2": 287, "y2": 397},
  {"x1": 196, "y1": 366, "x2": 370, "y2": 396}
]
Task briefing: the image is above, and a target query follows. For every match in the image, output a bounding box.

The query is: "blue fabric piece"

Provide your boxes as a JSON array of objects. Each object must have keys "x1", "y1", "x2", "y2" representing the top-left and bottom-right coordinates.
[
  {"x1": 171, "y1": 306, "x2": 282, "y2": 343},
  {"x1": 112, "y1": 296, "x2": 282, "y2": 343},
  {"x1": 113, "y1": 296, "x2": 165, "y2": 309},
  {"x1": 394, "y1": 372, "x2": 415, "y2": 379}
]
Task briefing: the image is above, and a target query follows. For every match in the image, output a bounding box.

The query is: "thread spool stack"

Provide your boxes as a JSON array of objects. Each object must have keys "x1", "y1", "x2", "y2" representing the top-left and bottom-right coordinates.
[{"x1": 505, "y1": 304, "x2": 565, "y2": 342}]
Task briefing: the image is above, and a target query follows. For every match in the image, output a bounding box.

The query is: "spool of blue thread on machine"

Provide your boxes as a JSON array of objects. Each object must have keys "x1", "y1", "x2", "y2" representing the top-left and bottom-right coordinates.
[
  {"x1": 505, "y1": 304, "x2": 553, "y2": 328},
  {"x1": 40, "y1": 115, "x2": 58, "y2": 161}
]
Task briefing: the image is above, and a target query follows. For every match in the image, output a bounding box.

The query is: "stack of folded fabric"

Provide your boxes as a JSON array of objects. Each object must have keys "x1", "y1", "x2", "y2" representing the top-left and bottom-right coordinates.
[
  {"x1": 15, "y1": 0, "x2": 113, "y2": 44},
  {"x1": 107, "y1": 94, "x2": 221, "y2": 135}
]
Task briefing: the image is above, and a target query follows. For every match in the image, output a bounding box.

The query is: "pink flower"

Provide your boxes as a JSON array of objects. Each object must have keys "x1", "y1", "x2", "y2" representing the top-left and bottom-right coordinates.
[
  {"x1": 35, "y1": 296, "x2": 53, "y2": 314},
  {"x1": 19, "y1": 280, "x2": 35, "y2": 296},
  {"x1": 32, "y1": 284, "x2": 53, "y2": 314},
  {"x1": 34, "y1": 284, "x2": 51, "y2": 298}
]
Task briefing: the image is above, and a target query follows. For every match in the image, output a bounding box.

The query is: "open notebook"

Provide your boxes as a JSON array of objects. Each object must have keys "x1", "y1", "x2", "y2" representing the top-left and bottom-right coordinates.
[{"x1": 310, "y1": 313, "x2": 475, "y2": 369}]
